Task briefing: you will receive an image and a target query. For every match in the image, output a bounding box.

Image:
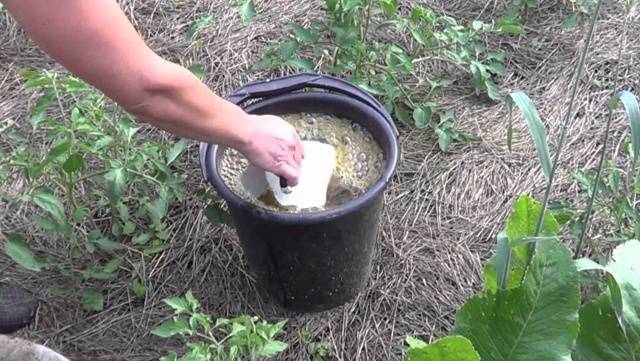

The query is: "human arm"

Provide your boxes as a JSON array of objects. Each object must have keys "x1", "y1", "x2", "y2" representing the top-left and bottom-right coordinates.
[{"x1": 3, "y1": 0, "x2": 303, "y2": 184}]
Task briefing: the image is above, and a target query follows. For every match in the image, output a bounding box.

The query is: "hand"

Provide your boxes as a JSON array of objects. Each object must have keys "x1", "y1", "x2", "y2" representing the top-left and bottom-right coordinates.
[{"x1": 238, "y1": 114, "x2": 305, "y2": 186}]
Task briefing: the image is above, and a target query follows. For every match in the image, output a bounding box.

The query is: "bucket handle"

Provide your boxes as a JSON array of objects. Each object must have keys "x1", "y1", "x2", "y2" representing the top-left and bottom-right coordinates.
[{"x1": 227, "y1": 73, "x2": 399, "y2": 138}]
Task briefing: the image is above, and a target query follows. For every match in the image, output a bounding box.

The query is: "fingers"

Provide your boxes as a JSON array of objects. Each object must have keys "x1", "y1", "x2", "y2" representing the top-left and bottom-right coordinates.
[{"x1": 274, "y1": 163, "x2": 300, "y2": 187}]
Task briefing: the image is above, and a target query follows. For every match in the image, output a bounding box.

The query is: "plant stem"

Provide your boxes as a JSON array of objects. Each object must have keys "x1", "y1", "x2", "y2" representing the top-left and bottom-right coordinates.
[
  {"x1": 531, "y1": 0, "x2": 603, "y2": 246},
  {"x1": 575, "y1": 14, "x2": 629, "y2": 258},
  {"x1": 73, "y1": 169, "x2": 111, "y2": 184}
]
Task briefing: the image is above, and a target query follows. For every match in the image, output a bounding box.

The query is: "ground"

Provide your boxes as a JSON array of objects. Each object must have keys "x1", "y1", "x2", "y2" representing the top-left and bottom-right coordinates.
[{"x1": 1, "y1": 1, "x2": 639, "y2": 360}]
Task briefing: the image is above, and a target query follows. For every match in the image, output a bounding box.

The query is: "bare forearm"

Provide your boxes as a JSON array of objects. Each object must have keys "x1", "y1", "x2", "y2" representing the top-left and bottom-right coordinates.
[
  {"x1": 3, "y1": 0, "x2": 249, "y2": 148},
  {"x1": 127, "y1": 59, "x2": 250, "y2": 149}
]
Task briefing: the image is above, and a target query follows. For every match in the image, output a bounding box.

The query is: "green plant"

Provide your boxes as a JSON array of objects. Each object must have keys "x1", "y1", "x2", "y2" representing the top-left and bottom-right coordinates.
[
  {"x1": 407, "y1": 196, "x2": 640, "y2": 360},
  {"x1": 406, "y1": 1, "x2": 640, "y2": 359},
  {"x1": 562, "y1": 0, "x2": 598, "y2": 28},
  {"x1": 0, "y1": 69, "x2": 187, "y2": 311},
  {"x1": 239, "y1": 0, "x2": 256, "y2": 26},
  {"x1": 256, "y1": 0, "x2": 517, "y2": 151},
  {"x1": 570, "y1": 159, "x2": 640, "y2": 244},
  {"x1": 298, "y1": 328, "x2": 335, "y2": 361},
  {"x1": 153, "y1": 291, "x2": 288, "y2": 361}
]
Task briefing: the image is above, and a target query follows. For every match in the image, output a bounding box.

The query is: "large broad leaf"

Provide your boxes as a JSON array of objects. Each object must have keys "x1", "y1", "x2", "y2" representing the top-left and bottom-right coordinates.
[
  {"x1": 506, "y1": 92, "x2": 553, "y2": 180},
  {"x1": 574, "y1": 294, "x2": 640, "y2": 361},
  {"x1": 455, "y1": 239, "x2": 580, "y2": 361},
  {"x1": 573, "y1": 240, "x2": 640, "y2": 361},
  {"x1": 407, "y1": 336, "x2": 480, "y2": 361},
  {"x1": 484, "y1": 195, "x2": 560, "y2": 291}
]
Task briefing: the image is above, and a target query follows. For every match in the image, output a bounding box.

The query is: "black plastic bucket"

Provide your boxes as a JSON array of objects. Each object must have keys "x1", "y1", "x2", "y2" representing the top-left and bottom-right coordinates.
[{"x1": 199, "y1": 73, "x2": 399, "y2": 313}]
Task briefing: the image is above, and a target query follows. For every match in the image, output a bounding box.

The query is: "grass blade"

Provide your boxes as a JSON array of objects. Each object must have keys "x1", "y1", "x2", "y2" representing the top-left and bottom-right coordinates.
[
  {"x1": 610, "y1": 91, "x2": 640, "y2": 163},
  {"x1": 507, "y1": 92, "x2": 553, "y2": 180}
]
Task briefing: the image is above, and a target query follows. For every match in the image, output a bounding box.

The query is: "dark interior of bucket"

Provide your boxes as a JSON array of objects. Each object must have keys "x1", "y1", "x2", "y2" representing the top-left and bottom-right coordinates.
[{"x1": 213, "y1": 91, "x2": 396, "y2": 208}]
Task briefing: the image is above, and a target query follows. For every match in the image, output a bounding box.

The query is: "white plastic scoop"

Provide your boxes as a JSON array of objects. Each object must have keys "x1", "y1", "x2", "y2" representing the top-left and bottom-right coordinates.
[{"x1": 265, "y1": 140, "x2": 336, "y2": 209}]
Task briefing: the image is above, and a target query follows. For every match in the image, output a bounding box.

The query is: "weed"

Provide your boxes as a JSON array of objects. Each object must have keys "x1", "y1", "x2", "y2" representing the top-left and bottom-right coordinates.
[
  {"x1": 154, "y1": 291, "x2": 288, "y2": 361},
  {"x1": 1, "y1": 69, "x2": 187, "y2": 311},
  {"x1": 256, "y1": 0, "x2": 517, "y2": 151}
]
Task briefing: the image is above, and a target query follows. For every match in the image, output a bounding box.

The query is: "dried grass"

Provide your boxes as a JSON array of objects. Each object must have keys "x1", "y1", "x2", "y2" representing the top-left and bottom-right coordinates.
[{"x1": 1, "y1": 0, "x2": 639, "y2": 360}]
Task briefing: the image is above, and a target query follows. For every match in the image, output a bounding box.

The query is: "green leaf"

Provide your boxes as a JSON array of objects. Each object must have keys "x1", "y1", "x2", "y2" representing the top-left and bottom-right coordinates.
[
  {"x1": 285, "y1": 58, "x2": 315, "y2": 71},
  {"x1": 497, "y1": 16, "x2": 525, "y2": 34},
  {"x1": 4, "y1": 234, "x2": 43, "y2": 272},
  {"x1": 205, "y1": 204, "x2": 233, "y2": 226},
  {"x1": 82, "y1": 289, "x2": 104, "y2": 312},
  {"x1": 240, "y1": 0, "x2": 256, "y2": 26},
  {"x1": 32, "y1": 89, "x2": 56, "y2": 117},
  {"x1": 407, "y1": 336, "x2": 480, "y2": 361},
  {"x1": 143, "y1": 242, "x2": 169, "y2": 256},
  {"x1": 132, "y1": 232, "x2": 152, "y2": 245},
  {"x1": 574, "y1": 243, "x2": 640, "y2": 361},
  {"x1": 610, "y1": 91, "x2": 640, "y2": 164},
  {"x1": 356, "y1": 82, "x2": 385, "y2": 96},
  {"x1": 455, "y1": 239, "x2": 580, "y2": 361},
  {"x1": 575, "y1": 258, "x2": 605, "y2": 272},
  {"x1": 484, "y1": 195, "x2": 559, "y2": 292},
  {"x1": 33, "y1": 187, "x2": 66, "y2": 224},
  {"x1": 33, "y1": 215, "x2": 58, "y2": 232},
  {"x1": 122, "y1": 221, "x2": 135, "y2": 235},
  {"x1": 146, "y1": 195, "x2": 168, "y2": 226},
  {"x1": 103, "y1": 257, "x2": 123, "y2": 273},
  {"x1": 94, "y1": 236, "x2": 121, "y2": 252},
  {"x1": 166, "y1": 139, "x2": 188, "y2": 165},
  {"x1": 63, "y1": 153, "x2": 84, "y2": 174},
  {"x1": 105, "y1": 168, "x2": 126, "y2": 203},
  {"x1": 410, "y1": 26, "x2": 427, "y2": 45},
  {"x1": 507, "y1": 92, "x2": 553, "y2": 180},
  {"x1": 436, "y1": 128, "x2": 452, "y2": 152},
  {"x1": 278, "y1": 39, "x2": 299, "y2": 60},
  {"x1": 188, "y1": 63, "x2": 206, "y2": 81},
  {"x1": 395, "y1": 106, "x2": 412, "y2": 127},
  {"x1": 379, "y1": 0, "x2": 398, "y2": 15},
  {"x1": 562, "y1": 13, "x2": 580, "y2": 28},
  {"x1": 73, "y1": 206, "x2": 89, "y2": 223},
  {"x1": 47, "y1": 140, "x2": 72, "y2": 160},
  {"x1": 413, "y1": 107, "x2": 432, "y2": 129},
  {"x1": 406, "y1": 336, "x2": 428, "y2": 349},
  {"x1": 506, "y1": 194, "x2": 560, "y2": 241},
  {"x1": 185, "y1": 290, "x2": 199, "y2": 311},
  {"x1": 258, "y1": 340, "x2": 288, "y2": 357},
  {"x1": 30, "y1": 112, "x2": 46, "y2": 131},
  {"x1": 132, "y1": 279, "x2": 146, "y2": 299},
  {"x1": 291, "y1": 24, "x2": 319, "y2": 43},
  {"x1": 164, "y1": 297, "x2": 190, "y2": 314},
  {"x1": 486, "y1": 63, "x2": 506, "y2": 76},
  {"x1": 151, "y1": 319, "x2": 190, "y2": 338},
  {"x1": 186, "y1": 15, "x2": 213, "y2": 41},
  {"x1": 160, "y1": 352, "x2": 178, "y2": 361}
]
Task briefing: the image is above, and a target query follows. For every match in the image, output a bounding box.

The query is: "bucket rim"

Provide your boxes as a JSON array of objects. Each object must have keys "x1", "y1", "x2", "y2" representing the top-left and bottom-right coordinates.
[{"x1": 200, "y1": 91, "x2": 400, "y2": 224}]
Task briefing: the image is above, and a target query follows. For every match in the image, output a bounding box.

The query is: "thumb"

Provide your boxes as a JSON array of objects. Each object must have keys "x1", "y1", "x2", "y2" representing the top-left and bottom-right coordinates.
[{"x1": 273, "y1": 163, "x2": 300, "y2": 187}]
